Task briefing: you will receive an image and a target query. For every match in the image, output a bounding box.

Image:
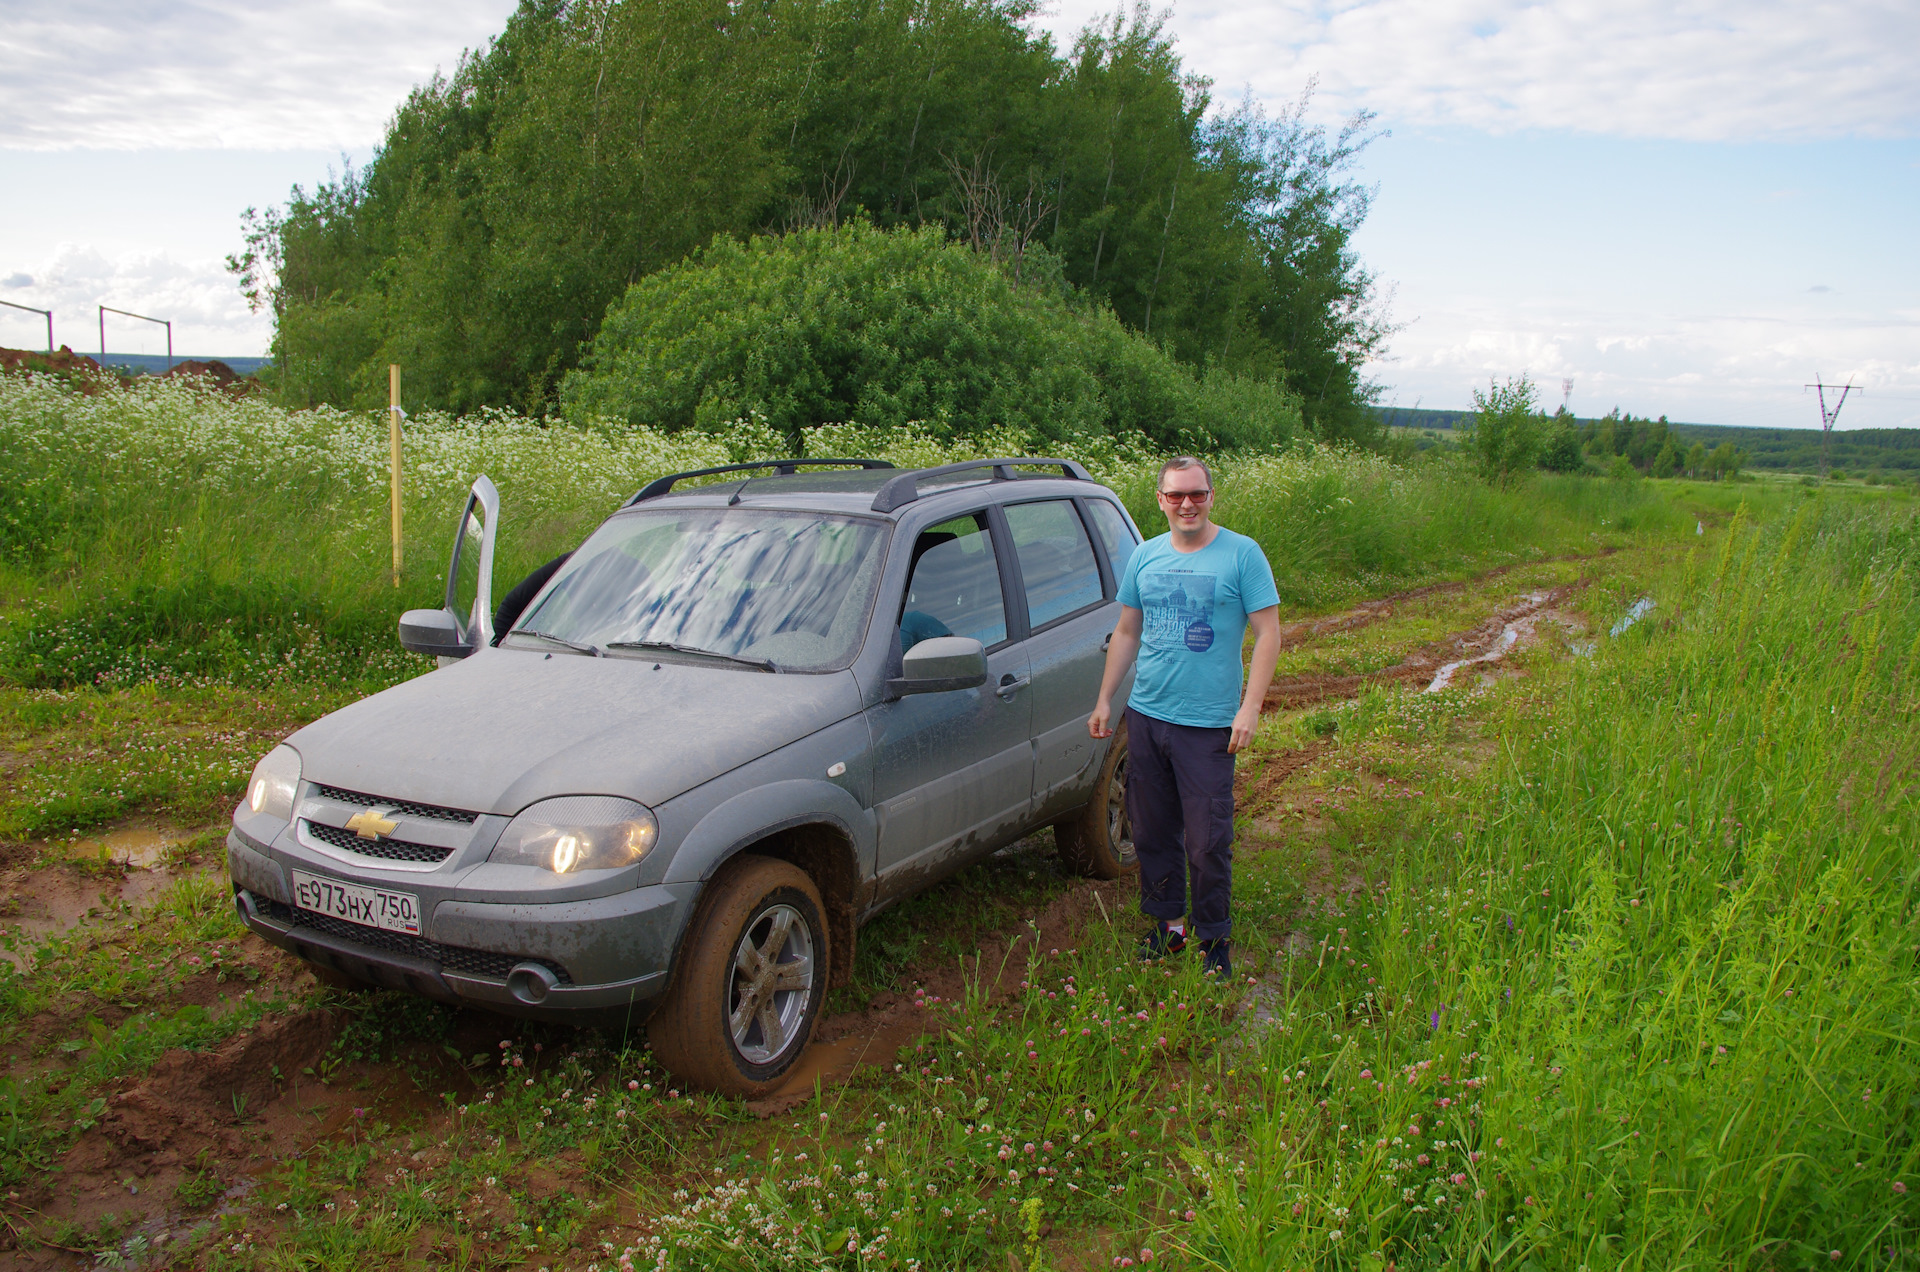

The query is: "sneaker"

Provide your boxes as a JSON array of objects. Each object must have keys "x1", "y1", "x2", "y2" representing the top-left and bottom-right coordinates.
[
  {"x1": 1199, "y1": 938, "x2": 1232, "y2": 977},
  {"x1": 1137, "y1": 922, "x2": 1188, "y2": 960}
]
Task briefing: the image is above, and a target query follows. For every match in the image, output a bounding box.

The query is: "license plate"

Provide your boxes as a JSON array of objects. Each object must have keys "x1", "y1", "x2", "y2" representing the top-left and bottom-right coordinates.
[{"x1": 292, "y1": 870, "x2": 421, "y2": 936}]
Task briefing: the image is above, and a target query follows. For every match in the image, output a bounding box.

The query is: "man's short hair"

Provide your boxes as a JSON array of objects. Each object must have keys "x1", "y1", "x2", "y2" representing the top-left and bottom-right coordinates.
[{"x1": 1157, "y1": 456, "x2": 1212, "y2": 491}]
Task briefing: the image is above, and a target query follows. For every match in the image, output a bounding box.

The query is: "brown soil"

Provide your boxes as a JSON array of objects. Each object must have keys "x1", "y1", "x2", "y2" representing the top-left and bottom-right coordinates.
[
  {"x1": 0, "y1": 345, "x2": 125, "y2": 395},
  {"x1": 1265, "y1": 583, "x2": 1587, "y2": 709}
]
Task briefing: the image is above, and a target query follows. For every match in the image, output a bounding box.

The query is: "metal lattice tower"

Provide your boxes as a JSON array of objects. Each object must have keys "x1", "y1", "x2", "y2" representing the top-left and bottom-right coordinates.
[{"x1": 1805, "y1": 376, "x2": 1858, "y2": 476}]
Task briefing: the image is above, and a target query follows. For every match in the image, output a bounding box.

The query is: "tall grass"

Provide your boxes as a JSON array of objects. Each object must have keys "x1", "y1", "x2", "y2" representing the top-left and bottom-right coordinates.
[
  {"x1": 1179, "y1": 497, "x2": 1920, "y2": 1268},
  {"x1": 2, "y1": 373, "x2": 1705, "y2": 689}
]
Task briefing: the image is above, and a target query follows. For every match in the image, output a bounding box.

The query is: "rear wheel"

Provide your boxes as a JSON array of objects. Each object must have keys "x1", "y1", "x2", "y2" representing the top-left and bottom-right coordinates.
[
  {"x1": 647, "y1": 855, "x2": 828, "y2": 1097},
  {"x1": 1055, "y1": 716, "x2": 1134, "y2": 879}
]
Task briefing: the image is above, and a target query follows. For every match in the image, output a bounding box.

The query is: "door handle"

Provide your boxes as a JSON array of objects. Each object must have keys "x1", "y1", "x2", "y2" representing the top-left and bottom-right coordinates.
[
  {"x1": 995, "y1": 674, "x2": 1031, "y2": 699},
  {"x1": 1101, "y1": 633, "x2": 1112, "y2": 651}
]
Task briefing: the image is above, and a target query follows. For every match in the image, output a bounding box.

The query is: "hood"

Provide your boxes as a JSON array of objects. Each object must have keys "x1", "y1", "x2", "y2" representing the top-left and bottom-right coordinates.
[{"x1": 287, "y1": 648, "x2": 864, "y2": 815}]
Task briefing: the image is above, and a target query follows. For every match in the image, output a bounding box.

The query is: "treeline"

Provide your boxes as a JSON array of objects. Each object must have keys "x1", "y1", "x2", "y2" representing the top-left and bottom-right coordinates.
[
  {"x1": 1665, "y1": 423, "x2": 1920, "y2": 479},
  {"x1": 1575, "y1": 409, "x2": 1745, "y2": 479},
  {"x1": 230, "y1": 0, "x2": 1389, "y2": 447},
  {"x1": 1459, "y1": 378, "x2": 1744, "y2": 485}
]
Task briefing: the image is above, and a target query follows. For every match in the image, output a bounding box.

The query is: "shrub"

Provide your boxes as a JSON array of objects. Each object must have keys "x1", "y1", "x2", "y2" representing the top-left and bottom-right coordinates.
[
  {"x1": 1537, "y1": 421, "x2": 1583, "y2": 473},
  {"x1": 562, "y1": 222, "x2": 1302, "y2": 452},
  {"x1": 1462, "y1": 375, "x2": 1547, "y2": 485}
]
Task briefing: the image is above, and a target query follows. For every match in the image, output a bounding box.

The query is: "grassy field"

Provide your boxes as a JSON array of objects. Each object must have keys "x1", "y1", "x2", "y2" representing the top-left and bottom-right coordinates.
[{"x1": 0, "y1": 374, "x2": 1915, "y2": 1269}]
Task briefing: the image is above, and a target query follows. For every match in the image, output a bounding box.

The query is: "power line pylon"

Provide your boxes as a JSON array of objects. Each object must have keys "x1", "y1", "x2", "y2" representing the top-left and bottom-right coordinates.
[{"x1": 1805, "y1": 376, "x2": 1857, "y2": 476}]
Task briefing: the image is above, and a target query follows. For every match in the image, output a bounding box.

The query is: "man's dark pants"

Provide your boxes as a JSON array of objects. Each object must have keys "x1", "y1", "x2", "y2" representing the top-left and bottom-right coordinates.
[{"x1": 1125, "y1": 706, "x2": 1235, "y2": 942}]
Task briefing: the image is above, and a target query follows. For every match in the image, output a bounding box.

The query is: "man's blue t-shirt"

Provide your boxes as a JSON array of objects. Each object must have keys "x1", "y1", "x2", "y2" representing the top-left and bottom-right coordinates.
[{"x1": 1117, "y1": 527, "x2": 1280, "y2": 729}]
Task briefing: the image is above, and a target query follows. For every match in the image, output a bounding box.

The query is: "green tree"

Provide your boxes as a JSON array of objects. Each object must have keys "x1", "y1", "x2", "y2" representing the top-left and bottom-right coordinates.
[
  {"x1": 231, "y1": 0, "x2": 1392, "y2": 447},
  {"x1": 1684, "y1": 440, "x2": 1707, "y2": 477},
  {"x1": 1464, "y1": 375, "x2": 1547, "y2": 486},
  {"x1": 1538, "y1": 417, "x2": 1583, "y2": 473},
  {"x1": 1651, "y1": 438, "x2": 1679, "y2": 479},
  {"x1": 1708, "y1": 442, "x2": 1744, "y2": 480},
  {"x1": 562, "y1": 220, "x2": 1301, "y2": 451}
]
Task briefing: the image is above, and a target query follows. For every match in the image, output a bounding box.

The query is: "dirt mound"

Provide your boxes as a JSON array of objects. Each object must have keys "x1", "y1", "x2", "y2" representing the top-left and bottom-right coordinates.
[
  {"x1": 42, "y1": 1009, "x2": 342, "y2": 1236},
  {"x1": 0, "y1": 345, "x2": 125, "y2": 394},
  {"x1": 99, "y1": 1010, "x2": 339, "y2": 1156},
  {"x1": 161, "y1": 359, "x2": 257, "y2": 396}
]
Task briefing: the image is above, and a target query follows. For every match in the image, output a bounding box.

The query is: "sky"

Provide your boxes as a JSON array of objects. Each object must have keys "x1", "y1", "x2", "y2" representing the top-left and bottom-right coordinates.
[{"x1": 2, "y1": 0, "x2": 1915, "y2": 427}]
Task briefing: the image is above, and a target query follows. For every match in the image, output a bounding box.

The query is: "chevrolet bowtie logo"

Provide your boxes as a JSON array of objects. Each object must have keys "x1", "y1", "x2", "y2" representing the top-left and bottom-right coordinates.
[{"x1": 344, "y1": 808, "x2": 399, "y2": 840}]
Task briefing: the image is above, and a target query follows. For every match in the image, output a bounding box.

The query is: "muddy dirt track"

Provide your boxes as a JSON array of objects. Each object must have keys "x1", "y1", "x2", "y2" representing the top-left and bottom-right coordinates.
[{"x1": 0, "y1": 557, "x2": 1604, "y2": 1265}]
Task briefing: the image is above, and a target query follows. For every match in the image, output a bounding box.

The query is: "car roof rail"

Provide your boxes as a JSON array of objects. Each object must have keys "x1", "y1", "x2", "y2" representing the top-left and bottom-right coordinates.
[
  {"x1": 626, "y1": 458, "x2": 895, "y2": 505},
  {"x1": 869, "y1": 457, "x2": 1094, "y2": 514}
]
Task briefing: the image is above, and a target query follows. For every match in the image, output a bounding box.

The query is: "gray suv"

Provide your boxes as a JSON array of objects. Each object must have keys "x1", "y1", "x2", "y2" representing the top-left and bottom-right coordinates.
[{"x1": 228, "y1": 458, "x2": 1139, "y2": 1095}]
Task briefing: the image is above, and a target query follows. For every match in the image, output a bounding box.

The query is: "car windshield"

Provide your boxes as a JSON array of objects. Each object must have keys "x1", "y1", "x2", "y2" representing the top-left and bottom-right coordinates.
[{"x1": 508, "y1": 509, "x2": 886, "y2": 672}]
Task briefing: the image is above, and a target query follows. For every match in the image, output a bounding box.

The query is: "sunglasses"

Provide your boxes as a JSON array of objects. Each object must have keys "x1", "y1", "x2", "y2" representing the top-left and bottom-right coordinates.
[{"x1": 1158, "y1": 489, "x2": 1212, "y2": 506}]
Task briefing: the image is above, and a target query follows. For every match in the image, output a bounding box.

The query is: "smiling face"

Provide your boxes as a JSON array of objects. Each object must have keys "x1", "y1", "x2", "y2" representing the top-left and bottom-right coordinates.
[{"x1": 1156, "y1": 471, "x2": 1214, "y2": 541}]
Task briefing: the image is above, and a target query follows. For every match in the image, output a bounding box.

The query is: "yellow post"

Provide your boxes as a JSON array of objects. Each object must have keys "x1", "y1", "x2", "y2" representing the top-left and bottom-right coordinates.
[{"x1": 389, "y1": 364, "x2": 403, "y2": 587}]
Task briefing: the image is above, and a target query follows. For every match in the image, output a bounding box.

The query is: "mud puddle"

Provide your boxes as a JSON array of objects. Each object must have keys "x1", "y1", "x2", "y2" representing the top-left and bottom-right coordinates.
[
  {"x1": 1423, "y1": 590, "x2": 1586, "y2": 692},
  {"x1": 1265, "y1": 584, "x2": 1589, "y2": 709},
  {"x1": 0, "y1": 822, "x2": 220, "y2": 970}
]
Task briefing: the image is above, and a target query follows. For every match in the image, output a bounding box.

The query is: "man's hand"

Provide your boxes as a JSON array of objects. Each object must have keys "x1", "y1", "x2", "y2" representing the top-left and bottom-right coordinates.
[
  {"x1": 1089, "y1": 608, "x2": 1142, "y2": 741},
  {"x1": 1231, "y1": 606, "x2": 1281, "y2": 755},
  {"x1": 1228, "y1": 703, "x2": 1260, "y2": 754}
]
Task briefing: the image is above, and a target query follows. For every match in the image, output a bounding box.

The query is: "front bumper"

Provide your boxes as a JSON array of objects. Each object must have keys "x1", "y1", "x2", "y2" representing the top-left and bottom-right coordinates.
[{"x1": 229, "y1": 829, "x2": 699, "y2": 1022}]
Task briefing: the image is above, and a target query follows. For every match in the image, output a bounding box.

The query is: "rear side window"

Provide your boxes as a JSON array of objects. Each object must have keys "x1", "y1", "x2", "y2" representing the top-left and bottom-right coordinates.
[
  {"x1": 1085, "y1": 500, "x2": 1140, "y2": 584},
  {"x1": 902, "y1": 514, "x2": 1008, "y2": 648},
  {"x1": 1006, "y1": 500, "x2": 1104, "y2": 630}
]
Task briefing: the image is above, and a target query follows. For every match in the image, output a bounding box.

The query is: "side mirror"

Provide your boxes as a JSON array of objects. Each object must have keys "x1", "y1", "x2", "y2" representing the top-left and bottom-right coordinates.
[
  {"x1": 399, "y1": 608, "x2": 475, "y2": 659},
  {"x1": 886, "y1": 636, "x2": 987, "y2": 699}
]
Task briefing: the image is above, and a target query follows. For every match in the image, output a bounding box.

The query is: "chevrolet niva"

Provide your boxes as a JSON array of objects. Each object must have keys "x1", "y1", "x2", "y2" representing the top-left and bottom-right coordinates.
[{"x1": 228, "y1": 457, "x2": 1142, "y2": 1095}]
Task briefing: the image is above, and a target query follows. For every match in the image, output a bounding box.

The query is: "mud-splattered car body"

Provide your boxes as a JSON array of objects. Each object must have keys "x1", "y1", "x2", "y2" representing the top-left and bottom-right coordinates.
[{"x1": 227, "y1": 459, "x2": 1140, "y2": 1080}]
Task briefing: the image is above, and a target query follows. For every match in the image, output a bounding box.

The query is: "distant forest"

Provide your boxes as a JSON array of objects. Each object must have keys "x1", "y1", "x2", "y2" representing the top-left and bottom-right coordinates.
[
  {"x1": 230, "y1": 0, "x2": 1392, "y2": 444},
  {"x1": 1378, "y1": 406, "x2": 1918, "y2": 478}
]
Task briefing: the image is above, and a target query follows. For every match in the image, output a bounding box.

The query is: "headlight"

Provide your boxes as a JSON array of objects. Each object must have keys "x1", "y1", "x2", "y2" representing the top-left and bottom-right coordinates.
[
  {"x1": 490, "y1": 796, "x2": 658, "y2": 874},
  {"x1": 245, "y1": 745, "x2": 301, "y2": 821}
]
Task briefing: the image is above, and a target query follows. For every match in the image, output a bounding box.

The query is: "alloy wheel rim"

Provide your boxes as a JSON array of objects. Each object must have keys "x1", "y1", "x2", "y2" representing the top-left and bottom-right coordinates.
[
  {"x1": 1108, "y1": 752, "x2": 1135, "y2": 866},
  {"x1": 727, "y1": 903, "x2": 815, "y2": 1065}
]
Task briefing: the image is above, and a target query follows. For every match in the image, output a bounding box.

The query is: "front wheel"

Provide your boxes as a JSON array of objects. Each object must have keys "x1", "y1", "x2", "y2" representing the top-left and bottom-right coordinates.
[
  {"x1": 1055, "y1": 716, "x2": 1134, "y2": 879},
  {"x1": 647, "y1": 855, "x2": 828, "y2": 1097}
]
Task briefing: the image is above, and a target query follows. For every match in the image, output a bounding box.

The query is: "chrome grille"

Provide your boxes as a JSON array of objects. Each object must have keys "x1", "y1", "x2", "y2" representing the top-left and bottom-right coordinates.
[
  {"x1": 261, "y1": 898, "x2": 571, "y2": 983},
  {"x1": 304, "y1": 819, "x2": 452, "y2": 864},
  {"x1": 312, "y1": 784, "x2": 478, "y2": 825}
]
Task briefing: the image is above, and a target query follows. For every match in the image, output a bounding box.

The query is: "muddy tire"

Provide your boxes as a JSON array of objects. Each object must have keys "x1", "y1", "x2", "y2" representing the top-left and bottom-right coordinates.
[
  {"x1": 1055, "y1": 716, "x2": 1134, "y2": 879},
  {"x1": 647, "y1": 855, "x2": 828, "y2": 1098}
]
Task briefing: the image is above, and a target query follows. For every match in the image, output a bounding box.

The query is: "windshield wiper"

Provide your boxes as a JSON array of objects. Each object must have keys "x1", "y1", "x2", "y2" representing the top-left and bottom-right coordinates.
[
  {"x1": 605, "y1": 640, "x2": 776, "y2": 672},
  {"x1": 510, "y1": 629, "x2": 604, "y2": 657}
]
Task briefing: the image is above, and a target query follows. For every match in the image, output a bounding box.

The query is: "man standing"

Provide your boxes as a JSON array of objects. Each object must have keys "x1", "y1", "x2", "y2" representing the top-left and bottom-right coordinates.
[{"x1": 1087, "y1": 457, "x2": 1281, "y2": 977}]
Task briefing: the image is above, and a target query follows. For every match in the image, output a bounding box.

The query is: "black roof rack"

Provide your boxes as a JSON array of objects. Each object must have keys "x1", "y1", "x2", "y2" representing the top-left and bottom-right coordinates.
[
  {"x1": 626, "y1": 458, "x2": 894, "y2": 505},
  {"x1": 869, "y1": 457, "x2": 1092, "y2": 513}
]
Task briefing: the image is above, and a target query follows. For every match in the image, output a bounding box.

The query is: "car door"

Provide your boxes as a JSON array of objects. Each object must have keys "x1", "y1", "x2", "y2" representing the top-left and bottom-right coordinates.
[
  {"x1": 866, "y1": 510, "x2": 1033, "y2": 882},
  {"x1": 1005, "y1": 497, "x2": 1126, "y2": 819},
  {"x1": 398, "y1": 475, "x2": 503, "y2": 663}
]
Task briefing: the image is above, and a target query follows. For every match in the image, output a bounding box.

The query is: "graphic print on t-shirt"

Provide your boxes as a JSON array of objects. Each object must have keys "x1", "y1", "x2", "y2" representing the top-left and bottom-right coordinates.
[{"x1": 1140, "y1": 571, "x2": 1216, "y2": 653}]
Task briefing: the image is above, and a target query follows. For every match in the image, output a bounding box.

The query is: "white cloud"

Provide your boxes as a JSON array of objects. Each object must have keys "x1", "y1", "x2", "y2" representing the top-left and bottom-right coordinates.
[
  {"x1": 0, "y1": 0, "x2": 519, "y2": 151},
  {"x1": 0, "y1": 243, "x2": 268, "y2": 356},
  {"x1": 1037, "y1": 0, "x2": 1919, "y2": 141}
]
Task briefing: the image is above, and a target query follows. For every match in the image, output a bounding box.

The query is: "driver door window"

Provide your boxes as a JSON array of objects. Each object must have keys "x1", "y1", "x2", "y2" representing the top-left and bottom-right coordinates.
[{"x1": 900, "y1": 514, "x2": 1008, "y2": 650}]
